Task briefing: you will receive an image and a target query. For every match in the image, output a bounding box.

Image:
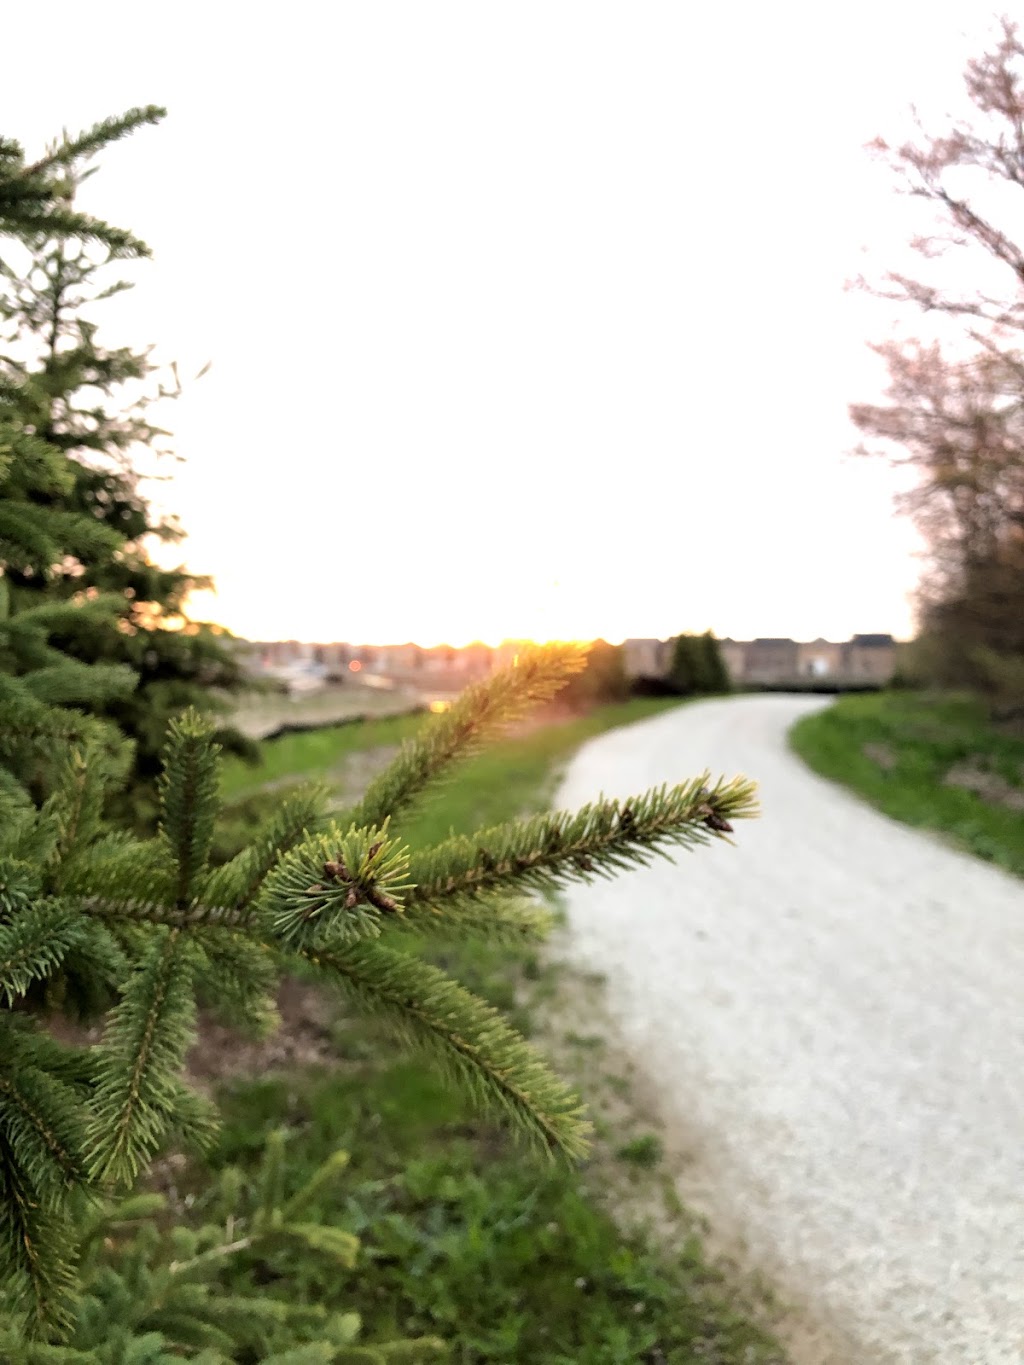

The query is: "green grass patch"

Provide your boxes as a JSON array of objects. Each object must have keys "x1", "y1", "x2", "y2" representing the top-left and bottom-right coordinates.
[
  {"x1": 615, "y1": 1134, "x2": 664, "y2": 1169},
  {"x1": 204, "y1": 1061, "x2": 780, "y2": 1364},
  {"x1": 790, "y1": 690, "x2": 1024, "y2": 878},
  {"x1": 400, "y1": 697, "x2": 687, "y2": 848}
]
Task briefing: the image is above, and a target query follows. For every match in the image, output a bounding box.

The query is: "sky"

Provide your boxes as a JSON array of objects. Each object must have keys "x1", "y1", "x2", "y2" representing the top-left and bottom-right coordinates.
[{"x1": 4, "y1": 2, "x2": 1008, "y2": 646}]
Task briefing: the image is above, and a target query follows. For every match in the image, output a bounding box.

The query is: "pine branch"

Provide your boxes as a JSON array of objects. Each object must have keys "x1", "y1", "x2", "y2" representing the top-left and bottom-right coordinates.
[
  {"x1": 0, "y1": 1335, "x2": 94, "y2": 1362},
  {"x1": 264, "y1": 1347, "x2": 344, "y2": 1365},
  {"x1": 25, "y1": 108, "x2": 166, "y2": 180},
  {"x1": 307, "y1": 942, "x2": 591, "y2": 1161},
  {"x1": 269, "y1": 1222, "x2": 360, "y2": 1268},
  {"x1": 78, "y1": 895, "x2": 248, "y2": 931},
  {"x1": 1, "y1": 1021, "x2": 99, "y2": 1098},
  {"x1": 2, "y1": 595, "x2": 129, "y2": 641},
  {"x1": 405, "y1": 774, "x2": 760, "y2": 912},
  {"x1": 376, "y1": 1342, "x2": 447, "y2": 1363},
  {"x1": 278, "y1": 1149, "x2": 350, "y2": 1222},
  {"x1": 0, "y1": 768, "x2": 33, "y2": 840},
  {"x1": 22, "y1": 661, "x2": 137, "y2": 708},
  {"x1": 192, "y1": 927, "x2": 279, "y2": 1037},
  {"x1": 0, "y1": 692, "x2": 92, "y2": 752},
  {"x1": 0, "y1": 1041, "x2": 92, "y2": 1201},
  {"x1": 60, "y1": 833, "x2": 176, "y2": 909},
  {"x1": 162, "y1": 1079, "x2": 219, "y2": 1158},
  {"x1": 36, "y1": 744, "x2": 109, "y2": 881},
  {"x1": 200, "y1": 784, "x2": 328, "y2": 915},
  {"x1": 0, "y1": 108, "x2": 164, "y2": 261},
  {"x1": 157, "y1": 710, "x2": 221, "y2": 908},
  {"x1": 345, "y1": 642, "x2": 589, "y2": 829},
  {"x1": 32, "y1": 919, "x2": 134, "y2": 1023},
  {"x1": 258, "y1": 821, "x2": 412, "y2": 950},
  {"x1": 0, "y1": 1140, "x2": 79, "y2": 1341},
  {"x1": 84, "y1": 930, "x2": 199, "y2": 1186},
  {"x1": 0, "y1": 502, "x2": 60, "y2": 568},
  {"x1": 0, "y1": 902, "x2": 89, "y2": 1004},
  {"x1": 388, "y1": 894, "x2": 555, "y2": 945}
]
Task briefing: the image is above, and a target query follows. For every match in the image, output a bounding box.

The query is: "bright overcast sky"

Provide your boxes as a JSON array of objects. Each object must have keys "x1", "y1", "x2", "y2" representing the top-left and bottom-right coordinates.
[{"x1": 5, "y1": 2, "x2": 1006, "y2": 645}]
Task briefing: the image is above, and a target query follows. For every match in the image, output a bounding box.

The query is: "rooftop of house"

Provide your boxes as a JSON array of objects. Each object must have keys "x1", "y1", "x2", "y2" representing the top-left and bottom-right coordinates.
[{"x1": 850, "y1": 633, "x2": 895, "y2": 647}]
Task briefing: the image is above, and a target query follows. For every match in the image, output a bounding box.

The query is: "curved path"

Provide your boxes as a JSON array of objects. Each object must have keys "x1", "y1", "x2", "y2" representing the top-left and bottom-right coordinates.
[{"x1": 553, "y1": 695, "x2": 1024, "y2": 1365}]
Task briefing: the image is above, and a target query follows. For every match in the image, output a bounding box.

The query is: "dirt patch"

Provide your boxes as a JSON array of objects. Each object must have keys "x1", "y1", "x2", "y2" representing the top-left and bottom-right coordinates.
[
  {"x1": 943, "y1": 759, "x2": 1024, "y2": 810},
  {"x1": 185, "y1": 976, "x2": 342, "y2": 1092},
  {"x1": 45, "y1": 976, "x2": 346, "y2": 1092},
  {"x1": 862, "y1": 742, "x2": 897, "y2": 771}
]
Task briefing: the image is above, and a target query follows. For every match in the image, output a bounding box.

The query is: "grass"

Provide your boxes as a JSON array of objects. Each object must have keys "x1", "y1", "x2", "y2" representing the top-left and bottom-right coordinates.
[
  {"x1": 615, "y1": 1135, "x2": 664, "y2": 1169},
  {"x1": 204, "y1": 1062, "x2": 781, "y2": 1365},
  {"x1": 220, "y1": 710, "x2": 427, "y2": 802},
  {"x1": 192, "y1": 693, "x2": 785, "y2": 1363},
  {"x1": 398, "y1": 697, "x2": 691, "y2": 849},
  {"x1": 790, "y1": 690, "x2": 1024, "y2": 878}
]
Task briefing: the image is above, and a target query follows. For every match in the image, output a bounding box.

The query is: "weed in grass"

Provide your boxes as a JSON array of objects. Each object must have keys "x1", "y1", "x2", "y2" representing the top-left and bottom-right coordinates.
[
  {"x1": 565, "y1": 1031, "x2": 605, "y2": 1050},
  {"x1": 616, "y1": 1134, "x2": 665, "y2": 1169}
]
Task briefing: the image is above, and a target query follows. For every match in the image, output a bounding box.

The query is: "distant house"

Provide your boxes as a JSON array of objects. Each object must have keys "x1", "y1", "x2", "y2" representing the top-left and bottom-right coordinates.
[
  {"x1": 797, "y1": 638, "x2": 844, "y2": 679},
  {"x1": 717, "y1": 638, "x2": 747, "y2": 682},
  {"x1": 622, "y1": 638, "x2": 673, "y2": 680},
  {"x1": 842, "y1": 634, "x2": 896, "y2": 681},
  {"x1": 743, "y1": 638, "x2": 800, "y2": 683},
  {"x1": 720, "y1": 634, "x2": 898, "y2": 686}
]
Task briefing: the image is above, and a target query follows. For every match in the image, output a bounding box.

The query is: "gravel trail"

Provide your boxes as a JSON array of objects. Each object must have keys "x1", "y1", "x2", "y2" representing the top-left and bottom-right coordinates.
[{"x1": 552, "y1": 695, "x2": 1024, "y2": 1365}]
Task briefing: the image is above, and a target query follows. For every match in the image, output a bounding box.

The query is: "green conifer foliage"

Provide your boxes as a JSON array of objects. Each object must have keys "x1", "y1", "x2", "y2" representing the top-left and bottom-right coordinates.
[
  {"x1": 0, "y1": 642, "x2": 758, "y2": 1340},
  {"x1": 669, "y1": 630, "x2": 730, "y2": 696},
  {"x1": 0, "y1": 110, "x2": 255, "y2": 824},
  {"x1": 0, "y1": 1138, "x2": 447, "y2": 1361}
]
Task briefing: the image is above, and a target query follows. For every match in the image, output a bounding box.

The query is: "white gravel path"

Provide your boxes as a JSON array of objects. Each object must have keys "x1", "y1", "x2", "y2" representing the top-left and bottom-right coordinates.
[{"x1": 552, "y1": 694, "x2": 1024, "y2": 1365}]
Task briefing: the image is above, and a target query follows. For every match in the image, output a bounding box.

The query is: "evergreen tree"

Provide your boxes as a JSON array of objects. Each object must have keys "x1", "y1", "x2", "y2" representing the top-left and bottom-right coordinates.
[
  {"x1": 0, "y1": 113, "x2": 154, "y2": 258},
  {"x1": 697, "y1": 630, "x2": 730, "y2": 694},
  {"x1": 0, "y1": 114, "x2": 165, "y2": 809},
  {"x1": 669, "y1": 631, "x2": 729, "y2": 697},
  {"x1": 0, "y1": 110, "x2": 255, "y2": 825},
  {"x1": 554, "y1": 638, "x2": 630, "y2": 709},
  {"x1": 0, "y1": 1136, "x2": 447, "y2": 1361},
  {"x1": 0, "y1": 642, "x2": 757, "y2": 1341}
]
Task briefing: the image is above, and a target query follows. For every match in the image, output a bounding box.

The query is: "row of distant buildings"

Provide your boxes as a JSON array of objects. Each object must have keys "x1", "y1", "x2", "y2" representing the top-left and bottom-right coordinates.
[
  {"x1": 623, "y1": 634, "x2": 899, "y2": 686},
  {"x1": 243, "y1": 633, "x2": 899, "y2": 690},
  {"x1": 244, "y1": 639, "x2": 514, "y2": 682}
]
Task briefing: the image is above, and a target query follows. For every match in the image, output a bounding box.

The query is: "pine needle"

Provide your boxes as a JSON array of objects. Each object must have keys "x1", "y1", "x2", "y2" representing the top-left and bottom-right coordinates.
[
  {"x1": 157, "y1": 710, "x2": 221, "y2": 908},
  {"x1": 308, "y1": 942, "x2": 591, "y2": 1163},
  {"x1": 84, "y1": 930, "x2": 199, "y2": 1186}
]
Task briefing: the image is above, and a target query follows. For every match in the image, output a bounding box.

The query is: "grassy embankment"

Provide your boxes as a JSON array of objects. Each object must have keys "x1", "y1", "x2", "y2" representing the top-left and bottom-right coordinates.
[
  {"x1": 790, "y1": 690, "x2": 1024, "y2": 879},
  {"x1": 196, "y1": 696, "x2": 785, "y2": 1365}
]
